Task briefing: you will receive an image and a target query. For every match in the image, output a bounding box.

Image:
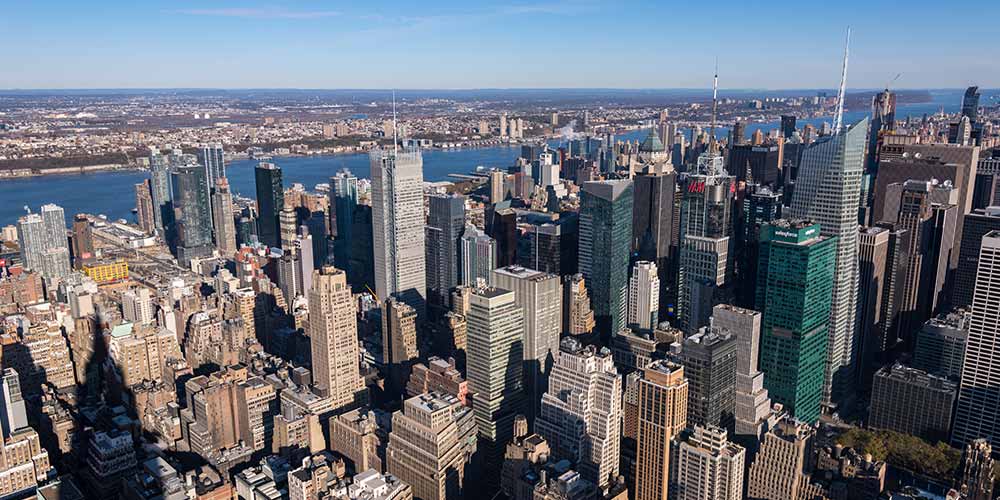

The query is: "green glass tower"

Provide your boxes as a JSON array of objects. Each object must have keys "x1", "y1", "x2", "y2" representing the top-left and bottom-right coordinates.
[
  {"x1": 579, "y1": 179, "x2": 633, "y2": 336},
  {"x1": 755, "y1": 220, "x2": 836, "y2": 424}
]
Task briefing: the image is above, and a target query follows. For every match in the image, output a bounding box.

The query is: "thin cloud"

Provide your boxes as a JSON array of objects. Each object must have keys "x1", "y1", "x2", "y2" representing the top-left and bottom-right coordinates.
[
  {"x1": 174, "y1": 7, "x2": 340, "y2": 19},
  {"x1": 499, "y1": 0, "x2": 600, "y2": 15}
]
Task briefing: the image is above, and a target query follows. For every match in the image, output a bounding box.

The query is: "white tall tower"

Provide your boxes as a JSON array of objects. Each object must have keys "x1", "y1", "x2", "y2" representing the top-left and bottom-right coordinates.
[
  {"x1": 786, "y1": 34, "x2": 866, "y2": 408},
  {"x1": 628, "y1": 261, "x2": 660, "y2": 331},
  {"x1": 536, "y1": 337, "x2": 622, "y2": 489},
  {"x1": 953, "y1": 231, "x2": 1000, "y2": 447},
  {"x1": 370, "y1": 145, "x2": 426, "y2": 314},
  {"x1": 787, "y1": 118, "x2": 868, "y2": 409}
]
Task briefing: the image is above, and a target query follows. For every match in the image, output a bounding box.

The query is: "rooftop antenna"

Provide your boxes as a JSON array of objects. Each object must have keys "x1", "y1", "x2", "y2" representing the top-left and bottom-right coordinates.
[
  {"x1": 833, "y1": 27, "x2": 851, "y2": 135},
  {"x1": 709, "y1": 59, "x2": 719, "y2": 155},
  {"x1": 392, "y1": 90, "x2": 399, "y2": 156}
]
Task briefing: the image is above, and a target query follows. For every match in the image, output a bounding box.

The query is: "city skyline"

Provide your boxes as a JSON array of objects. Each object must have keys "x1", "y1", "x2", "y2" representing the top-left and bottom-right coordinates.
[
  {"x1": 4, "y1": 0, "x2": 1000, "y2": 89},
  {"x1": 0, "y1": 5, "x2": 998, "y2": 494}
]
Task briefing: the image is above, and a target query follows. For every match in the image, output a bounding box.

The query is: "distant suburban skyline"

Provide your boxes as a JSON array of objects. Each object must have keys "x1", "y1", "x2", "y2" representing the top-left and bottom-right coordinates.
[{"x1": 4, "y1": 0, "x2": 999, "y2": 89}]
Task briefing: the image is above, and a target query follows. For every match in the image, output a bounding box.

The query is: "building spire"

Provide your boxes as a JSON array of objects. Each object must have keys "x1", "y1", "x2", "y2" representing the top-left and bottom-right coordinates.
[
  {"x1": 834, "y1": 27, "x2": 851, "y2": 134},
  {"x1": 709, "y1": 60, "x2": 719, "y2": 155}
]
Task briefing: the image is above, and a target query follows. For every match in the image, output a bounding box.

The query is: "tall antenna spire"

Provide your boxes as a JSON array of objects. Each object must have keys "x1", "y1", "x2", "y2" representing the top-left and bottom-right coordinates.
[
  {"x1": 392, "y1": 90, "x2": 399, "y2": 156},
  {"x1": 709, "y1": 59, "x2": 719, "y2": 155},
  {"x1": 834, "y1": 27, "x2": 851, "y2": 134}
]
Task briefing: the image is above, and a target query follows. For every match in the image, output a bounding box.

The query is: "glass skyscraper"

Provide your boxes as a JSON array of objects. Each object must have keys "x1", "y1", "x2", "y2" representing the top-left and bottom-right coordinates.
[
  {"x1": 756, "y1": 220, "x2": 837, "y2": 424},
  {"x1": 677, "y1": 153, "x2": 736, "y2": 333},
  {"x1": 786, "y1": 117, "x2": 867, "y2": 410},
  {"x1": 255, "y1": 162, "x2": 284, "y2": 249},
  {"x1": 171, "y1": 165, "x2": 214, "y2": 264},
  {"x1": 579, "y1": 179, "x2": 633, "y2": 336},
  {"x1": 198, "y1": 143, "x2": 226, "y2": 187},
  {"x1": 371, "y1": 147, "x2": 426, "y2": 316},
  {"x1": 148, "y1": 148, "x2": 173, "y2": 235},
  {"x1": 330, "y1": 169, "x2": 358, "y2": 272}
]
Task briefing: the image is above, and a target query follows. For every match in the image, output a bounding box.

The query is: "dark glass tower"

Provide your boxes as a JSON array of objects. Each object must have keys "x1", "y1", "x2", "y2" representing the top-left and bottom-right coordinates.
[
  {"x1": 255, "y1": 162, "x2": 284, "y2": 249},
  {"x1": 961, "y1": 86, "x2": 980, "y2": 122},
  {"x1": 425, "y1": 193, "x2": 466, "y2": 304},
  {"x1": 780, "y1": 115, "x2": 797, "y2": 139},
  {"x1": 579, "y1": 179, "x2": 633, "y2": 336},
  {"x1": 632, "y1": 169, "x2": 678, "y2": 319},
  {"x1": 330, "y1": 170, "x2": 358, "y2": 271},
  {"x1": 170, "y1": 165, "x2": 214, "y2": 265}
]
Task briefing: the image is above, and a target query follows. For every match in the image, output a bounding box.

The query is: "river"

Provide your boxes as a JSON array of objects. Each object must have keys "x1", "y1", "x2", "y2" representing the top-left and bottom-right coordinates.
[{"x1": 0, "y1": 89, "x2": 982, "y2": 226}]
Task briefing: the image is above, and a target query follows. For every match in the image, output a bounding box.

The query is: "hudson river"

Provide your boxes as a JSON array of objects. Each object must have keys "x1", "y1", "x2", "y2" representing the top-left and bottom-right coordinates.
[{"x1": 0, "y1": 90, "x2": 972, "y2": 226}]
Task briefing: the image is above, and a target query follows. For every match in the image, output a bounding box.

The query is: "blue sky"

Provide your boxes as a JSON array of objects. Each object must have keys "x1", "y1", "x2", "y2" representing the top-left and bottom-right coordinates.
[{"x1": 2, "y1": 0, "x2": 997, "y2": 89}]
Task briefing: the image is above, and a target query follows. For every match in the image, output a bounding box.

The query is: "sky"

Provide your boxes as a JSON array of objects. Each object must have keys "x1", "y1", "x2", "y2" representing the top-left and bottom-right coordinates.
[{"x1": 2, "y1": 0, "x2": 998, "y2": 90}]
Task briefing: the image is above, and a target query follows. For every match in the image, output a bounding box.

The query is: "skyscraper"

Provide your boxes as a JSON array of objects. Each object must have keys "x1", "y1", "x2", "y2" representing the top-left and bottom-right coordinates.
[
  {"x1": 17, "y1": 204, "x2": 70, "y2": 279},
  {"x1": 756, "y1": 220, "x2": 836, "y2": 424},
  {"x1": 579, "y1": 179, "x2": 633, "y2": 335},
  {"x1": 960, "y1": 85, "x2": 980, "y2": 121},
  {"x1": 536, "y1": 337, "x2": 621, "y2": 489},
  {"x1": 780, "y1": 115, "x2": 796, "y2": 140},
  {"x1": 386, "y1": 392, "x2": 476, "y2": 500},
  {"x1": 786, "y1": 117, "x2": 867, "y2": 409},
  {"x1": 677, "y1": 154, "x2": 735, "y2": 333},
  {"x1": 278, "y1": 206, "x2": 298, "y2": 251},
  {"x1": 330, "y1": 169, "x2": 359, "y2": 271},
  {"x1": 675, "y1": 425, "x2": 745, "y2": 500},
  {"x1": 382, "y1": 297, "x2": 420, "y2": 397},
  {"x1": 711, "y1": 305, "x2": 771, "y2": 443},
  {"x1": 726, "y1": 143, "x2": 782, "y2": 187},
  {"x1": 466, "y1": 286, "x2": 525, "y2": 489},
  {"x1": 563, "y1": 274, "x2": 596, "y2": 337},
  {"x1": 0, "y1": 369, "x2": 27, "y2": 438},
  {"x1": 121, "y1": 287, "x2": 154, "y2": 325},
  {"x1": 198, "y1": 143, "x2": 225, "y2": 187},
  {"x1": 489, "y1": 170, "x2": 506, "y2": 204},
  {"x1": 460, "y1": 225, "x2": 496, "y2": 286},
  {"x1": 134, "y1": 180, "x2": 156, "y2": 235},
  {"x1": 492, "y1": 265, "x2": 562, "y2": 423},
  {"x1": 745, "y1": 418, "x2": 820, "y2": 500},
  {"x1": 730, "y1": 120, "x2": 747, "y2": 146},
  {"x1": 308, "y1": 266, "x2": 365, "y2": 408},
  {"x1": 426, "y1": 194, "x2": 466, "y2": 303},
  {"x1": 634, "y1": 360, "x2": 688, "y2": 500},
  {"x1": 371, "y1": 146, "x2": 426, "y2": 315},
  {"x1": 875, "y1": 142, "x2": 979, "y2": 270},
  {"x1": 856, "y1": 226, "x2": 892, "y2": 387},
  {"x1": 682, "y1": 326, "x2": 738, "y2": 430},
  {"x1": 148, "y1": 148, "x2": 172, "y2": 234},
  {"x1": 632, "y1": 169, "x2": 678, "y2": 316},
  {"x1": 171, "y1": 165, "x2": 214, "y2": 265},
  {"x1": 913, "y1": 310, "x2": 969, "y2": 381},
  {"x1": 737, "y1": 185, "x2": 782, "y2": 307},
  {"x1": 628, "y1": 261, "x2": 659, "y2": 331},
  {"x1": 211, "y1": 178, "x2": 238, "y2": 257},
  {"x1": 254, "y1": 162, "x2": 284, "y2": 249},
  {"x1": 883, "y1": 179, "x2": 958, "y2": 340},
  {"x1": 869, "y1": 363, "x2": 956, "y2": 442},
  {"x1": 952, "y1": 231, "x2": 1000, "y2": 448},
  {"x1": 865, "y1": 88, "x2": 896, "y2": 175},
  {"x1": 954, "y1": 207, "x2": 1000, "y2": 308}
]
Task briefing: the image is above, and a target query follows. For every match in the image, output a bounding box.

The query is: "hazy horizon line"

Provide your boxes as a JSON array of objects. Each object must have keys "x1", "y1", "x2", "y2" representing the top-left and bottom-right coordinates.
[{"x1": 0, "y1": 86, "x2": 989, "y2": 93}]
